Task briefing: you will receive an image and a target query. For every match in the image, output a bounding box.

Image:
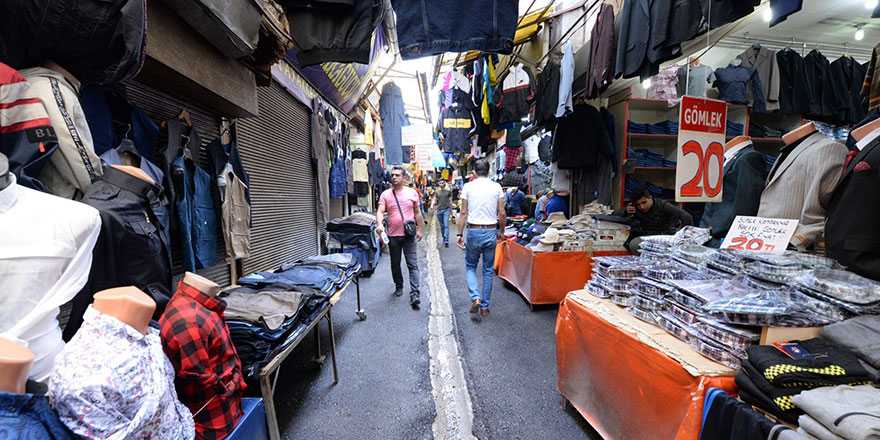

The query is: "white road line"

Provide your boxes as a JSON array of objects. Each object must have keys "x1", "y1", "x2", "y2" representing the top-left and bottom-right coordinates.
[{"x1": 425, "y1": 216, "x2": 477, "y2": 440}]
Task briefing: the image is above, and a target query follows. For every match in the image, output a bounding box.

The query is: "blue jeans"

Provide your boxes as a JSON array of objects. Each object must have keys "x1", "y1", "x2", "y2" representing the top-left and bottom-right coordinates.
[
  {"x1": 437, "y1": 208, "x2": 450, "y2": 243},
  {"x1": 465, "y1": 228, "x2": 497, "y2": 309}
]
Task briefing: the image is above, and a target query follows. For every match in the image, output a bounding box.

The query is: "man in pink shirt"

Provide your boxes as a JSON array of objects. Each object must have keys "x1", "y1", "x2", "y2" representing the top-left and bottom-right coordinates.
[{"x1": 376, "y1": 166, "x2": 424, "y2": 307}]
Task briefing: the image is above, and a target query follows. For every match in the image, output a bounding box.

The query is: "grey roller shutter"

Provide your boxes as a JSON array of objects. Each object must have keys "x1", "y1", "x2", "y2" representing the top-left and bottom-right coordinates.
[
  {"x1": 124, "y1": 80, "x2": 231, "y2": 286},
  {"x1": 237, "y1": 82, "x2": 318, "y2": 274}
]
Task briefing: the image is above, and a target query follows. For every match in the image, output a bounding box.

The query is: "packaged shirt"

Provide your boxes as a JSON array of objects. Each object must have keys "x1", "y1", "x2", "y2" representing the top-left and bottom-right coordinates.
[
  {"x1": 0, "y1": 175, "x2": 101, "y2": 382},
  {"x1": 49, "y1": 306, "x2": 195, "y2": 440}
]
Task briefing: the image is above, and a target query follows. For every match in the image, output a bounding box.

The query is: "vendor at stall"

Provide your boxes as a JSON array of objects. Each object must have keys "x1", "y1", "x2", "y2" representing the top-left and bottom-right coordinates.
[
  {"x1": 534, "y1": 189, "x2": 551, "y2": 220},
  {"x1": 612, "y1": 188, "x2": 692, "y2": 255},
  {"x1": 545, "y1": 191, "x2": 569, "y2": 218},
  {"x1": 505, "y1": 186, "x2": 526, "y2": 216}
]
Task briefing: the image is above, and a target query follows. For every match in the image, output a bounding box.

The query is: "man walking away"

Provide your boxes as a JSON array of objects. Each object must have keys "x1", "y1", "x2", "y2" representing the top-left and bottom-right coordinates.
[
  {"x1": 377, "y1": 167, "x2": 424, "y2": 307},
  {"x1": 432, "y1": 180, "x2": 453, "y2": 247},
  {"x1": 456, "y1": 160, "x2": 505, "y2": 317}
]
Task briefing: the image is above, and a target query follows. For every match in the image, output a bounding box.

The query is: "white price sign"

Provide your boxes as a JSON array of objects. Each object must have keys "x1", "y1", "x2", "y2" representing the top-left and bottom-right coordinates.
[
  {"x1": 676, "y1": 96, "x2": 727, "y2": 202},
  {"x1": 401, "y1": 124, "x2": 435, "y2": 146},
  {"x1": 721, "y1": 216, "x2": 799, "y2": 255}
]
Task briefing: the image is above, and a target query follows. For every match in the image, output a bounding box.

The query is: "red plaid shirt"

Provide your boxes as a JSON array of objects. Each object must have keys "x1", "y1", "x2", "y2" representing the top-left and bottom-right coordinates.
[
  {"x1": 504, "y1": 145, "x2": 522, "y2": 171},
  {"x1": 160, "y1": 281, "x2": 246, "y2": 440}
]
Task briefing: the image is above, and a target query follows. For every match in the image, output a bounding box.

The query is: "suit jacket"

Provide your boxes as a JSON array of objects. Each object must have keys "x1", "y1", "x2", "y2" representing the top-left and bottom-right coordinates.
[
  {"x1": 777, "y1": 48, "x2": 812, "y2": 115},
  {"x1": 700, "y1": 0, "x2": 759, "y2": 30},
  {"x1": 615, "y1": 0, "x2": 650, "y2": 80},
  {"x1": 826, "y1": 135, "x2": 880, "y2": 281},
  {"x1": 700, "y1": 146, "x2": 767, "y2": 244},
  {"x1": 737, "y1": 46, "x2": 780, "y2": 112},
  {"x1": 804, "y1": 49, "x2": 835, "y2": 118},
  {"x1": 654, "y1": 0, "x2": 703, "y2": 51},
  {"x1": 828, "y1": 55, "x2": 867, "y2": 124},
  {"x1": 585, "y1": 2, "x2": 615, "y2": 99},
  {"x1": 757, "y1": 132, "x2": 846, "y2": 250}
]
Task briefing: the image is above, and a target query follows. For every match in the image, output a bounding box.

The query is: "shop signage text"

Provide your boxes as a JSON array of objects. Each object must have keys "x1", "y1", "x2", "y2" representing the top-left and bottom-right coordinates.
[
  {"x1": 676, "y1": 96, "x2": 727, "y2": 202},
  {"x1": 401, "y1": 124, "x2": 435, "y2": 146},
  {"x1": 721, "y1": 216, "x2": 798, "y2": 255}
]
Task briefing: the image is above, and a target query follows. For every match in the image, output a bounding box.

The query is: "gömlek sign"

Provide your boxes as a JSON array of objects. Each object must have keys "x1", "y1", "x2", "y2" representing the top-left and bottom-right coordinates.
[{"x1": 676, "y1": 96, "x2": 727, "y2": 203}]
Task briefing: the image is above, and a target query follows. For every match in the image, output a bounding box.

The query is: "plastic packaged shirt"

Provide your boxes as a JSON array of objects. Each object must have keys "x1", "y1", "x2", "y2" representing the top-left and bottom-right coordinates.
[
  {"x1": 631, "y1": 277, "x2": 674, "y2": 298},
  {"x1": 688, "y1": 336, "x2": 742, "y2": 369},
  {"x1": 697, "y1": 317, "x2": 760, "y2": 352},
  {"x1": 633, "y1": 294, "x2": 666, "y2": 312},
  {"x1": 794, "y1": 269, "x2": 880, "y2": 306},
  {"x1": 628, "y1": 306, "x2": 661, "y2": 325},
  {"x1": 657, "y1": 312, "x2": 700, "y2": 342}
]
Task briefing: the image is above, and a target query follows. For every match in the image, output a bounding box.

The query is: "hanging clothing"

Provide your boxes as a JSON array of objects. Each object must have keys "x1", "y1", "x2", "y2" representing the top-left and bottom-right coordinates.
[
  {"x1": 79, "y1": 84, "x2": 158, "y2": 162},
  {"x1": 523, "y1": 134, "x2": 540, "y2": 164},
  {"x1": 50, "y1": 306, "x2": 196, "y2": 440},
  {"x1": 391, "y1": 0, "x2": 517, "y2": 60},
  {"x1": 534, "y1": 60, "x2": 561, "y2": 126},
  {"x1": 677, "y1": 64, "x2": 715, "y2": 97},
  {"x1": 826, "y1": 134, "x2": 880, "y2": 281},
  {"x1": 700, "y1": 144, "x2": 767, "y2": 247},
  {"x1": 220, "y1": 162, "x2": 251, "y2": 259},
  {"x1": 0, "y1": 175, "x2": 100, "y2": 382},
  {"x1": 20, "y1": 67, "x2": 103, "y2": 200},
  {"x1": 804, "y1": 49, "x2": 834, "y2": 118},
  {"x1": 494, "y1": 63, "x2": 536, "y2": 125},
  {"x1": 829, "y1": 55, "x2": 868, "y2": 124},
  {"x1": 284, "y1": 0, "x2": 384, "y2": 66},
  {"x1": 529, "y1": 160, "x2": 552, "y2": 194},
  {"x1": 439, "y1": 103, "x2": 475, "y2": 154},
  {"x1": 736, "y1": 46, "x2": 781, "y2": 112},
  {"x1": 714, "y1": 64, "x2": 766, "y2": 112},
  {"x1": 160, "y1": 281, "x2": 246, "y2": 440},
  {"x1": 585, "y1": 2, "x2": 616, "y2": 99},
  {"x1": 600, "y1": 107, "x2": 620, "y2": 174},
  {"x1": 862, "y1": 41, "x2": 880, "y2": 113},
  {"x1": 615, "y1": 0, "x2": 681, "y2": 81},
  {"x1": 173, "y1": 151, "x2": 219, "y2": 272},
  {"x1": 312, "y1": 99, "x2": 332, "y2": 223},
  {"x1": 64, "y1": 166, "x2": 173, "y2": 340},
  {"x1": 653, "y1": 0, "x2": 705, "y2": 51},
  {"x1": 646, "y1": 66, "x2": 679, "y2": 104},
  {"x1": 556, "y1": 42, "x2": 574, "y2": 118},
  {"x1": 379, "y1": 82, "x2": 407, "y2": 165},
  {"x1": 329, "y1": 145, "x2": 347, "y2": 199},
  {"x1": 769, "y1": 0, "x2": 803, "y2": 27},
  {"x1": 551, "y1": 104, "x2": 614, "y2": 170},
  {"x1": 550, "y1": 162, "x2": 572, "y2": 192},
  {"x1": 776, "y1": 48, "x2": 813, "y2": 115}
]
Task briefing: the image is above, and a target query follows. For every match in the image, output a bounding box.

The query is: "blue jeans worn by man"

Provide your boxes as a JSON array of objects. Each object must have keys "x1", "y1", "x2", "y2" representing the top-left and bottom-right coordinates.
[
  {"x1": 437, "y1": 208, "x2": 450, "y2": 244},
  {"x1": 465, "y1": 228, "x2": 497, "y2": 311}
]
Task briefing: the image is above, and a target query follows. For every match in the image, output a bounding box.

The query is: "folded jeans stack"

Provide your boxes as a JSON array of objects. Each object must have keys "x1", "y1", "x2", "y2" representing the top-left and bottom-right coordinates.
[
  {"x1": 628, "y1": 120, "x2": 679, "y2": 135},
  {"x1": 624, "y1": 177, "x2": 675, "y2": 200},
  {"x1": 627, "y1": 149, "x2": 677, "y2": 167},
  {"x1": 726, "y1": 120, "x2": 745, "y2": 137}
]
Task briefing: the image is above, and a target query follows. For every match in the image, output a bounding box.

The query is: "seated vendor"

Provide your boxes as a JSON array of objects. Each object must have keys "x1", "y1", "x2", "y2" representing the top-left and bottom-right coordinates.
[
  {"x1": 545, "y1": 191, "x2": 569, "y2": 218},
  {"x1": 505, "y1": 186, "x2": 526, "y2": 217},
  {"x1": 534, "y1": 190, "x2": 551, "y2": 221},
  {"x1": 612, "y1": 188, "x2": 692, "y2": 255}
]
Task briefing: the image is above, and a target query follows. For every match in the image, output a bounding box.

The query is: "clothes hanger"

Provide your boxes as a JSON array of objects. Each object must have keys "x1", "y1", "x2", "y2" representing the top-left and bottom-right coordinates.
[{"x1": 178, "y1": 107, "x2": 192, "y2": 127}]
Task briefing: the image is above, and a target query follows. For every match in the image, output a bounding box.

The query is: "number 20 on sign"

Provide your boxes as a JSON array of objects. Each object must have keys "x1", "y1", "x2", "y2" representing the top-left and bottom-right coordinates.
[{"x1": 676, "y1": 96, "x2": 727, "y2": 202}]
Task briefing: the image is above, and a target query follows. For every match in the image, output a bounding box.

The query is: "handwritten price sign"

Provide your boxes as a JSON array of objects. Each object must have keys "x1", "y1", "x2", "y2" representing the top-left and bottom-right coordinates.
[
  {"x1": 676, "y1": 96, "x2": 727, "y2": 202},
  {"x1": 721, "y1": 216, "x2": 799, "y2": 255}
]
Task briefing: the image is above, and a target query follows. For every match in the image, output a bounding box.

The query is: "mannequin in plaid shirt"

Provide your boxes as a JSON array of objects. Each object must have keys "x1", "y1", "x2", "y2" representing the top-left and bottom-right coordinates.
[{"x1": 160, "y1": 273, "x2": 246, "y2": 440}]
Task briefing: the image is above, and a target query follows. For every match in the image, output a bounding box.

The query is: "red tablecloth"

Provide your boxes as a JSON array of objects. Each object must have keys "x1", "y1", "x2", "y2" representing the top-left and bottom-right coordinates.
[
  {"x1": 556, "y1": 292, "x2": 738, "y2": 440},
  {"x1": 495, "y1": 240, "x2": 628, "y2": 305}
]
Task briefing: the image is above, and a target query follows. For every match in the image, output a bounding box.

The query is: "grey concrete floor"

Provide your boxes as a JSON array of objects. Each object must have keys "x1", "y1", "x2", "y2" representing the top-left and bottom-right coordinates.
[{"x1": 265, "y1": 216, "x2": 602, "y2": 439}]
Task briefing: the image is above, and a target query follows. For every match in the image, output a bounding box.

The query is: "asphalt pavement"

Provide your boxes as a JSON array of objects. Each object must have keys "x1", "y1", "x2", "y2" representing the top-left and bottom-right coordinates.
[{"x1": 267, "y1": 216, "x2": 601, "y2": 439}]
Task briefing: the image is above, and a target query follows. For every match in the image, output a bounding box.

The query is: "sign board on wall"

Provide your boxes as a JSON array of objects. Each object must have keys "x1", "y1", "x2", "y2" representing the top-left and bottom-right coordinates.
[
  {"x1": 720, "y1": 216, "x2": 798, "y2": 255},
  {"x1": 401, "y1": 124, "x2": 435, "y2": 146},
  {"x1": 676, "y1": 96, "x2": 727, "y2": 202}
]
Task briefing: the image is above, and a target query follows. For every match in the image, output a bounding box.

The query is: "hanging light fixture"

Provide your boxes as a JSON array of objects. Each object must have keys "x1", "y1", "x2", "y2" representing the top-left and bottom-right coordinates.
[
  {"x1": 867, "y1": 0, "x2": 878, "y2": 10},
  {"x1": 763, "y1": 7, "x2": 773, "y2": 22},
  {"x1": 856, "y1": 25, "x2": 865, "y2": 41}
]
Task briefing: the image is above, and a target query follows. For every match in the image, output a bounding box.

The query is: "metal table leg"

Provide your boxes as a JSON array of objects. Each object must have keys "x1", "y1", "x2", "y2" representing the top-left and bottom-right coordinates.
[
  {"x1": 327, "y1": 308, "x2": 339, "y2": 384},
  {"x1": 355, "y1": 277, "x2": 366, "y2": 320},
  {"x1": 311, "y1": 321, "x2": 325, "y2": 364},
  {"x1": 260, "y1": 372, "x2": 281, "y2": 440}
]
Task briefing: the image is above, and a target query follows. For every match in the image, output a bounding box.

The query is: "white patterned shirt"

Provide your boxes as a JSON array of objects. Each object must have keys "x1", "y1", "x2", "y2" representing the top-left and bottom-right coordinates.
[{"x1": 49, "y1": 306, "x2": 195, "y2": 440}]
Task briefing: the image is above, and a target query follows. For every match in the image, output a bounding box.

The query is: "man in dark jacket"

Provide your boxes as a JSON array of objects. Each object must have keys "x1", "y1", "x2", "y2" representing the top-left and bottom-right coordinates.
[{"x1": 613, "y1": 188, "x2": 693, "y2": 255}]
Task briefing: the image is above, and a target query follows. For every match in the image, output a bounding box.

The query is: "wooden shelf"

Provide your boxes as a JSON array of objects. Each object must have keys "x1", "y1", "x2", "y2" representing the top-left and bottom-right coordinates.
[{"x1": 630, "y1": 166, "x2": 676, "y2": 170}]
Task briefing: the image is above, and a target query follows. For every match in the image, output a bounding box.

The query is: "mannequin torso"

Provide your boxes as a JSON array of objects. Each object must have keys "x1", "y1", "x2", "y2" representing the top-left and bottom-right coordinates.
[
  {"x1": 782, "y1": 121, "x2": 817, "y2": 145},
  {"x1": 182, "y1": 272, "x2": 220, "y2": 297},
  {"x1": 0, "y1": 337, "x2": 34, "y2": 394},
  {"x1": 92, "y1": 287, "x2": 156, "y2": 335}
]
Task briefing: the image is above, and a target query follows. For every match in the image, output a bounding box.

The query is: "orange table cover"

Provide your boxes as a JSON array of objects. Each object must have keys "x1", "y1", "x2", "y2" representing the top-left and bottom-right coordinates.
[
  {"x1": 556, "y1": 293, "x2": 738, "y2": 440},
  {"x1": 496, "y1": 240, "x2": 628, "y2": 305}
]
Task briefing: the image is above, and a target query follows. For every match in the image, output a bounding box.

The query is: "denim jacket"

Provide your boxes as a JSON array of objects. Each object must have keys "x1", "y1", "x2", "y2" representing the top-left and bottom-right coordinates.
[{"x1": 0, "y1": 392, "x2": 76, "y2": 439}]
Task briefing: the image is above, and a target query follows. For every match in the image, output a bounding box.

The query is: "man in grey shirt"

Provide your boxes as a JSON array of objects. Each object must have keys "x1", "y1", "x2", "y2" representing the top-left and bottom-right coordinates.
[
  {"x1": 678, "y1": 61, "x2": 715, "y2": 97},
  {"x1": 431, "y1": 180, "x2": 452, "y2": 247}
]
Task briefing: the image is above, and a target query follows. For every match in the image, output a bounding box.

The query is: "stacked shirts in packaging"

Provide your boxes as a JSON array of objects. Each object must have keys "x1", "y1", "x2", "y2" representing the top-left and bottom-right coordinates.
[
  {"x1": 737, "y1": 338, "x2": 875, "y2": 424},
  {"x1": 585, "y1": 246, "x2": 880, "y2": 371},
  {"x1": 228, "y1": 253, "x2": 360, "y2": 379}
]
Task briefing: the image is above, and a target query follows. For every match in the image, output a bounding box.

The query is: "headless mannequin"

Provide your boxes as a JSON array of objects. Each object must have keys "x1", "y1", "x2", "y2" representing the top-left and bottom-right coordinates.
[
  {"x1": 92, "y1": 287, "x2": 156, "y2": 335},
  {"x1": 110, "y1": 164, "x2": 155, "y2": 185},
  {"x1": 181, "y1": 272, "x2": 220, "y2": 297},
  {"x1": 851, "y1": 118, "x2": 880, "y2": 143},
  {"x1": 0, "y1": 153, "x2": 10, "y2": 191},
  {"x1": 782, "y1": 121, "x2": 816, "y2": 145},
  {"x1": 725, "y1": 136, "x2": 751, "y2": 152},
  {"x1": 0, "y1": 337, "x2": 34, "y2": 394}
]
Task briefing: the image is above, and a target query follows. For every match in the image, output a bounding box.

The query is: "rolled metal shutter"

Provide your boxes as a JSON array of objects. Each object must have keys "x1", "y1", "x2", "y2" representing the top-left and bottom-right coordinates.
[
  {"x1": 124, "y1": 80, "x2": 231, "y2": 286},
  {"x1": 237, "y1": 82, "x2": 318, "y2": 274}
]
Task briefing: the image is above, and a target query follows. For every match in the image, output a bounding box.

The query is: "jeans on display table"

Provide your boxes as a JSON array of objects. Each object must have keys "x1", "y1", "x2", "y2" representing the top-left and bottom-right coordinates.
[
  {"x1": 556, "y1": 291, "x2": 738, "y2": 440},
  {"x1": 494, "y1": 240, "x2": 629, "y2": 310}
]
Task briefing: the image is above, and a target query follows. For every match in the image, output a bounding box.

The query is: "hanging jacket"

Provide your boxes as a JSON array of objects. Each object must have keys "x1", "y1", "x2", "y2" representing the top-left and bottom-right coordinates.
[
  {"x1": 714, "y1": 64, "x2": 767, "y2": 112},
  {"x1": 379, "y1": 82, "x2": 407, "y2": 165},
  {"x1": 0, "y1": 62, "x2": 59, "y2": 192},
  {"x1": 534, "y1": 60, "x2": 560, "y2": 126},
  {"x1": 776, "y1": 48, "x2": 813, "y2": 115},
  {"x1": 439, "y1": 103, "x2": 475, "y2": 154},
  {"x1": 804, "y1": 49, "x2": 834, "y2": 118},
  {"x1": 20, "y1": 67, "x2": 103, "y2": 200},
  {"x1": 494, "y1": 64, "x2": 536, "y2": 125},
  {"x1": 171, "y1": 128, "x2": 218, "y2": 271},
  {"x1": 283, "y1": 0, "x2": 384, "y2": 66},
  {"x1": 828, "y1": 55, "x2": 868, "y2": 124}
]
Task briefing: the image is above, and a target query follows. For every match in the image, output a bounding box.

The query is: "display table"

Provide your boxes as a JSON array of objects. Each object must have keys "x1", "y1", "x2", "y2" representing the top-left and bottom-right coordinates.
[
  {"x1": 556, "y1": 291, "x2": 738, "y2": 440},
  {"x1": 495, "y1": 240, "x2": 628, "y2": 308}
]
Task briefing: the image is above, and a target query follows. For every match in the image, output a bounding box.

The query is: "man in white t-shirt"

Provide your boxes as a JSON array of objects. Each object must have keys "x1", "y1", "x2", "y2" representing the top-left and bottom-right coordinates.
[{"x1": 456, "y1": 159, "x2": 506, "y2": 316}]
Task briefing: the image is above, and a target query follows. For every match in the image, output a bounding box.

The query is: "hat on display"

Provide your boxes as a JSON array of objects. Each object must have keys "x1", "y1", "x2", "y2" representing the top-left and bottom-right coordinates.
[
  {"x1": 543, "y1": 211, "x2": 567, "y2": 225},
  {"x1": 532, "y1": 242, "x2": 556, "y2": 253},
  {"x1": 539, "y1": 228, "x2": 562, "y2": 245},
  {"x1": 557, "y1": 229, "x2": 577, "y2": 240}
]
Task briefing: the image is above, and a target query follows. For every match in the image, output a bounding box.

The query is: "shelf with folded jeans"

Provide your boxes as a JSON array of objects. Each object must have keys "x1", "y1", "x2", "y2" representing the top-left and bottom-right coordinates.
[
  {"x1": 627, "y1": 120, "x2": 679, "y2": 135},
  {"x1": 627, "y1": 148, "x2": 677, "y2": 168}
]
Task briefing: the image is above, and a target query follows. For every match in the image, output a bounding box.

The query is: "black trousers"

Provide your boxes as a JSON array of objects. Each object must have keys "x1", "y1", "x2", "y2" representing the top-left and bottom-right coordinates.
[{"x1": 388, "y1": 235, "x2": 419, "y2": 294}]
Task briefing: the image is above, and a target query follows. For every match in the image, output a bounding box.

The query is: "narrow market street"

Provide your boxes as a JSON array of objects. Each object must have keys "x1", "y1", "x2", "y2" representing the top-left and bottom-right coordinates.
[{"x1": 271, "y1": 215, "x2": 601, "y2": 439}]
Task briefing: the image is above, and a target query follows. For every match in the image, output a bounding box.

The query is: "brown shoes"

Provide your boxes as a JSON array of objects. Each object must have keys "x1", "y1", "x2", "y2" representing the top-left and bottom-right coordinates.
[
  {"x1": 469, "y1": 299, "x2": 481, "y2": 313},
  {"x1": 480, "y1": 309, "x2": 489, "y2": 316}
]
